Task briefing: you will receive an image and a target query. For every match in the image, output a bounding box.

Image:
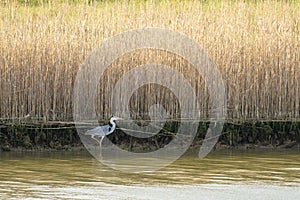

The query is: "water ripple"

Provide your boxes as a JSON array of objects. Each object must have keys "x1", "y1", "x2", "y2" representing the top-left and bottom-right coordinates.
[{"x1": 0, "y1": 149, "x2": 299, "y2": 199}]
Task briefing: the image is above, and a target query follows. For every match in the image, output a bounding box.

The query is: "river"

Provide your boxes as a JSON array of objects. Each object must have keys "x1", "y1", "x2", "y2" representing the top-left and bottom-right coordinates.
[{"x1": 0, "y1": 149, "x2": 299, "y2": 199}]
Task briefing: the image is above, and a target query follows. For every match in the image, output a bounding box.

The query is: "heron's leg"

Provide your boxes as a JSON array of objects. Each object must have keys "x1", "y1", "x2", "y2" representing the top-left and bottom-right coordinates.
[
  {"x1": 91, "y1": 135, "x2": 101, "y2": 151},
  {"x1": 91, "y1": 135, "x2": 98, "y2": 143},
  {"x1": 99, "y1": 136, "x2": 103, "y2": 147},
  {"x1": 91, "y1": 135, "x2": 96, "y2": 141},
  {"x1": 98, "y1": 136, "x2": 105, "y2": 160}
]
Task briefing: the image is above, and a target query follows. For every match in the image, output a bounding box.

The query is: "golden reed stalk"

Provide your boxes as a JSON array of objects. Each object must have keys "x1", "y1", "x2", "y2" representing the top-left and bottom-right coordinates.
[{"x1": 0, "y1": 0, "x2": 299, "y2": 122}]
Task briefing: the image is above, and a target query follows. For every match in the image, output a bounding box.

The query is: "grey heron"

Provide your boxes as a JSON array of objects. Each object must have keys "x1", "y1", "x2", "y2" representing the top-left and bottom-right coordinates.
[{"x1": 85, "y1": 116, "x2": 123, "y2": 149}]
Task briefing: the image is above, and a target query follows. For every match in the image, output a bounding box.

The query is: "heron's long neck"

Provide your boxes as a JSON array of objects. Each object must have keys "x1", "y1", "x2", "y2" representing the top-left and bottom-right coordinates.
[{"x1": 109, "y1": 118, "x2": 116, "y2": 130}]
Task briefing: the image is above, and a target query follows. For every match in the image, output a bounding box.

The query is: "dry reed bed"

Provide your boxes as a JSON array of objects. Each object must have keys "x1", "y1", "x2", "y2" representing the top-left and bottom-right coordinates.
[{"x1": 0, "y1": 0, "x2": 299, "y2": 122}]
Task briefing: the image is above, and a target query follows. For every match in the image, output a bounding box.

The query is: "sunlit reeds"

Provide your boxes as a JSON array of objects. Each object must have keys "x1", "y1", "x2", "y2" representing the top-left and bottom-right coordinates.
[{"x1": 0, "y1": 0, "x2": 299, "y2": 122}]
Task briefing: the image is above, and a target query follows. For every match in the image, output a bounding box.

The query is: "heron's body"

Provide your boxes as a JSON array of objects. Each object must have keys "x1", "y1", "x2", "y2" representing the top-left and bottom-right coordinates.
[
  {"x1": 85, "y1": 124, "x2": 114, "y2": 137},
  {"x1": 85, "y1": 116, "x2": 122, "y2": 152}
]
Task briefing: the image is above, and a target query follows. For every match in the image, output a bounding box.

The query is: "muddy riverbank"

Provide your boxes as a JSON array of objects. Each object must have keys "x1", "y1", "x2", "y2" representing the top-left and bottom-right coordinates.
[{"x1": 0, "y1": 121, "x2": 299, "y2": 152}]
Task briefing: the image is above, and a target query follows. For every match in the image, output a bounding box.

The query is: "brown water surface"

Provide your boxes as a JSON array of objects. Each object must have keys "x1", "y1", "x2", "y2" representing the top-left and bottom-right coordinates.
[{"x1": 0, "y1": 149, "x2": 299, "y2": 199}]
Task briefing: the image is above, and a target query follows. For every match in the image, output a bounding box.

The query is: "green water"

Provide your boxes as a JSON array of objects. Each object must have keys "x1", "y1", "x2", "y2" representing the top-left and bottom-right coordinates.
[{"x1": 0, "y1": 149, "x2": 299, "y2": 199}]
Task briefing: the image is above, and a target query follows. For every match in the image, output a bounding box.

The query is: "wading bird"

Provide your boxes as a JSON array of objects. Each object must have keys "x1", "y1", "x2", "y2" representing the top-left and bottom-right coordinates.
[{"x1": 85, "y1": 116, "x2": 123, "y2": 149}]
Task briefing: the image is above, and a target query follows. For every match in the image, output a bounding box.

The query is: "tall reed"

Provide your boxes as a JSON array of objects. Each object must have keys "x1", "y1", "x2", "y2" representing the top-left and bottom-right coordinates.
[{"x1": 0, "y1": 0, "x2": 299, "y2": 122}]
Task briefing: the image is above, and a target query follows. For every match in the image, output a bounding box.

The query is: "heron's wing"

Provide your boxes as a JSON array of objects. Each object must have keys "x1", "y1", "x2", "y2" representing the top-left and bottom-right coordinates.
[
  {"x1": 85, "y1": 125, "x2": 112, "y2": 136},
  {"x1": 100, "y1": 125, "x2": 112, "y2": 135}
]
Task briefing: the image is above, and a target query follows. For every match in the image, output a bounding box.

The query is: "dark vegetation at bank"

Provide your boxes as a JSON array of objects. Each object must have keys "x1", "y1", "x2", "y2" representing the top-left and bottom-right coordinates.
[
  {"x1": 1, "y1": 121, "x2": 299, "y2": 152},
  {"x1": 0, "y1": 122, "x2": 82, "y2": 152}
]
